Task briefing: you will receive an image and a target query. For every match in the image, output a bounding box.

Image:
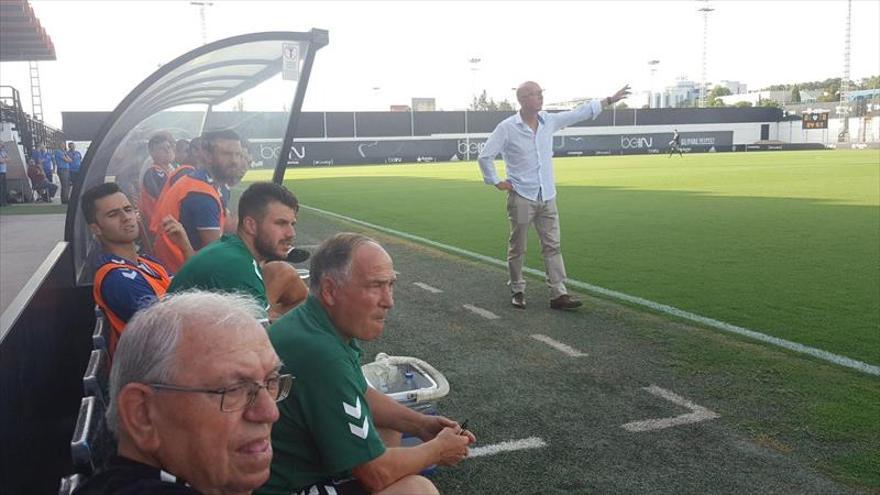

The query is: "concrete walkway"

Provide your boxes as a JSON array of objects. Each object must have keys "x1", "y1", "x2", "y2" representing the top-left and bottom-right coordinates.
[{"x1": 0, "y1": 213, "x2": 66, "y2": 313}]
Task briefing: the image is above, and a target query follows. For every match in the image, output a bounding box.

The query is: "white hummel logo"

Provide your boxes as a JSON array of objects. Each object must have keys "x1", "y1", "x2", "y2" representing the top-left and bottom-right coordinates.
[
  {"x1": 343, "y1": 397, "x2": 362, "y2": 419},
  {"x1": 121, "y1": 270, "x2": 138, "y2": 280},
  {"x1": 349, "y1": 418, "x2": 370, "y2": 439},
  {"x1": 343, "y1": 397, "x2": 368, "y2": 439}
]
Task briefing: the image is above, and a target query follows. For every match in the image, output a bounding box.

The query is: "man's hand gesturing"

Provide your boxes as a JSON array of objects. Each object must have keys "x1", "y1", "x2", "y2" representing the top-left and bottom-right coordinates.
[{"x1": 608, "y1": 85, "x2": 632, "y2": 105}]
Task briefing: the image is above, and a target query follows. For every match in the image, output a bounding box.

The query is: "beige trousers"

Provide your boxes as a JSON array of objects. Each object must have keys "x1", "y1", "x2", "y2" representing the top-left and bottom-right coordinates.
[{"x1": 506, "y1": 191, "x2": 568, "y2": 298}]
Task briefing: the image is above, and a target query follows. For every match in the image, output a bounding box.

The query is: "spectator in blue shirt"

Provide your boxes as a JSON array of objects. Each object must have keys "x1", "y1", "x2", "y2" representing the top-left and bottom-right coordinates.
[
  {"x1": 54, "y1": 145, "x2": 71, "y2": 204},
  {"x1": 478, "y1": 81, "x2": 630, "y2": 311},
  {"x1": 67, "y1": 142, "x2": 83, "y2": 190}
]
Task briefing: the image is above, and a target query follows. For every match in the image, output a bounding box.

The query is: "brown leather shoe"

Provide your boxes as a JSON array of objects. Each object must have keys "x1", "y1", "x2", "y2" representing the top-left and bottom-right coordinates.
[
  {"x1": 511, "y1": 292, "x2": 526, "y2": 309},
  {"x1": 550, "y1": 294, "x2": 583, "y2": 310}
]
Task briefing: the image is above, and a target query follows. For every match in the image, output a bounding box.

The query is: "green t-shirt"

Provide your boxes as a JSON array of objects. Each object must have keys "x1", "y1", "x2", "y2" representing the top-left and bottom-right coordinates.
[
  {"x1": 168, "y1": 234, "x2": 268, "y2": 318},
  {"x1": 260, "y1": 295, "x2": 386, "y2": 494}
]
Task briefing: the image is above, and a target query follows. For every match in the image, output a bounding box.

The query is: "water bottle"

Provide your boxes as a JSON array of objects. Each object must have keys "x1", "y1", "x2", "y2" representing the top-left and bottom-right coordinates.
[{"x1": 403, "y1": 370, "x2": 415, "y2": 391}]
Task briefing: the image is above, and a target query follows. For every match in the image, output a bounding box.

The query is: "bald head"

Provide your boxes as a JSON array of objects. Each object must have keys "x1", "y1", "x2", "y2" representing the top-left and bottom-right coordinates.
[
  {"x1": 516, "y1": 81, "x2": 543, "y2": 113},
  {"x1": 516, "y1": 81, "x2": 540, "y2": 99}
]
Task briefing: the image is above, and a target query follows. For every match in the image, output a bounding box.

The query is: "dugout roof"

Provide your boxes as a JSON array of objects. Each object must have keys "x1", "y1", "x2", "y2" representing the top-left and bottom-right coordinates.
[
  {"x1": 0, "y1": 0, "x2": 56, "y2": 62},
  {"x1": 65, "y1": 30, "x2": 328, "y2": 283}
]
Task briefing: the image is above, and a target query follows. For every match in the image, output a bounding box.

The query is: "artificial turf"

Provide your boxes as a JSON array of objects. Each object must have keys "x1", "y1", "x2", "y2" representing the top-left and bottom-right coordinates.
[{"x1": 246, "y1": 149, "x2": 879, "y2": 365}]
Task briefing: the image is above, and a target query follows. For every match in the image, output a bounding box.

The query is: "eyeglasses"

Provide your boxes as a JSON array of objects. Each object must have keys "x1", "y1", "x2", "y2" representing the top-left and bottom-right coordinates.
[{"x1": 149, "y1": 374, "x2": 293, "y2": 412}]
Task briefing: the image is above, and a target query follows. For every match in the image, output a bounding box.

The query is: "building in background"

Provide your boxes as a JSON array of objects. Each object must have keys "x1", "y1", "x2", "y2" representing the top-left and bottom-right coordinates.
[{"x1": 411, "y1": 97, "x2": 436, "y2": 112}]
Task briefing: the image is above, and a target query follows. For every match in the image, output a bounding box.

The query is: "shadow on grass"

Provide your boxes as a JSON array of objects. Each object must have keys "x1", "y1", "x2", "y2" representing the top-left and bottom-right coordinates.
[{"x1": 286, "y1": 176, "x2": 880, "y2": 365}]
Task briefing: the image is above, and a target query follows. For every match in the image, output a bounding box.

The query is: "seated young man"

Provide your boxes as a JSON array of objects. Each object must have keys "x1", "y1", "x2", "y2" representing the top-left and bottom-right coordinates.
[
  {"x1": 152, "y1": 129, "x2": 243, "y2": 272},
  {"x1": 82, "y1": 182, "x2": 191, "y2": 354},
  {"x1": 168, "y1": 182, "x2": 306, "y2": 324}
]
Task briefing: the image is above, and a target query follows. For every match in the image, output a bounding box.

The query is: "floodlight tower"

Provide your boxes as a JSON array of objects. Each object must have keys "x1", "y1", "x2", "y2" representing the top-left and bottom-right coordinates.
[
  {"x1": 468, "y1": 57, "x2": 482, "y2": 108},
  {"x1": 465, "y1": 57, "x2": 482, "y2": 161},
  {"x1": 648, "y1": 59, "x2": 660, "y2": 108},
  {"x1": 697, "y1": 1, "x2": 714, "y2": 108},
  {"x1": 190, "y1": 1, "x2": 214, "y2": 45},
  {"x1": 838, "y1": 0, "x2": 852, "y2": 142}
]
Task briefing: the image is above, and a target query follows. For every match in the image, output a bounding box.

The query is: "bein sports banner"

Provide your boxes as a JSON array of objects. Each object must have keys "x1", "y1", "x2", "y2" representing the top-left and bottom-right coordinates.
[{"x1": 246, "y1": 131, "x2": 735, "y2": 168}]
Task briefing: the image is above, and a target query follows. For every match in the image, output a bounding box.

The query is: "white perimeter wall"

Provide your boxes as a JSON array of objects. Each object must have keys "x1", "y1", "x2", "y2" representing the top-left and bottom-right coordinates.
[
  {"x1": 778, "y1": 117, "x2": 879, "y2": 144},
  {"x1": 453, "y1": 117, "x2": 878, "y2": 145}
]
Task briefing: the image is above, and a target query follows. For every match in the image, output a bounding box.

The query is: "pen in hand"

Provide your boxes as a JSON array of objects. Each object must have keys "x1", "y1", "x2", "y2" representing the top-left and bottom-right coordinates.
[{"x1": 459, "y1": 419, "x2": 469, "y2": 436}]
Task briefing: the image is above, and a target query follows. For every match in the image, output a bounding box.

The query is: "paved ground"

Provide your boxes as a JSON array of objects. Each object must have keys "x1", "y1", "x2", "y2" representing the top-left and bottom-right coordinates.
[
  {"x1": 0, "y1": 213, "x2": 66, "y2": 313},
  {"x1": 291, "y1": 209, "x2": 862, "y2": 495}
]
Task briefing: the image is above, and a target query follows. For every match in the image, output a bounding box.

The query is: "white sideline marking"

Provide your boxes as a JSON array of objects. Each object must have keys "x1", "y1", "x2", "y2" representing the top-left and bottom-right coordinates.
[
  {"x1": 621, "y1": 385, "x2": 720, "y2": 432},
  {"x1": 469, "y1": 437, "x2": 547, "y2": 458},
  {"x1": 463, "y1": 304, "x2": 499, "y2": 320},
  {"x1": 413, "y1": 282, "x2": 443, "y2": 294},
  {"x1": 300, "y1": 205, "x2": 880, "y2": 376},
  {"x1": 301, "y1": 205, "x2": 880, "y2": 377},
  {"x1": 530, "y1": 334, "x2": 587, "y2": 357}
]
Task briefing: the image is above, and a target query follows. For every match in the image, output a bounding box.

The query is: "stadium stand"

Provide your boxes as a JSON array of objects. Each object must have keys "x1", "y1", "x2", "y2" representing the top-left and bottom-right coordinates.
[{"x1": 63, "y1": 105, "x2": 849, "y2": 168}]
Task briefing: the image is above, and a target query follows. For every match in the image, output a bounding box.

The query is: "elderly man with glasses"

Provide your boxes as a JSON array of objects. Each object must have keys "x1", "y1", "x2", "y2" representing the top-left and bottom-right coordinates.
[{"x1": 75, "y1": 290, "x2": 291, "y2": 495}]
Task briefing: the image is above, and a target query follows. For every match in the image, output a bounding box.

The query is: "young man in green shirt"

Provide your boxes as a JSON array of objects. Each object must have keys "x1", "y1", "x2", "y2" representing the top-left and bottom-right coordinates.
[
  {"x1": 169, "y1": 182, "x2": 308, "y2": 323},
  {"x1": 263, "y1": 233, "x2": 476, "y2": 495}
]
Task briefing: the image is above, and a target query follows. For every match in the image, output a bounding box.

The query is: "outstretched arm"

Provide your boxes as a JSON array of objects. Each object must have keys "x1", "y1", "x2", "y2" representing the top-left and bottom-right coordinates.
[
  {"x1": 602, "y1": 84, "x2": 632, "y2": 108},
  {"x1": 552, "y1": 84, "x2": 632, "y2": 130}
]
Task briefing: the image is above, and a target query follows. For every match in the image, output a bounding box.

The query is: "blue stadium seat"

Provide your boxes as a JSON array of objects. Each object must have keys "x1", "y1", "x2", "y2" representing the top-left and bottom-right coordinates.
[
  {"x1": 91, "y1": 309, "x2": 109, "y2": 351},
  {"x1": 58, "y1": 473, "x2": 85, "y2": 495},
  {"x1": 83, "y1": 348, "x2": 110, "y2": 407},
  {"x1": 70, "y1": 396, "x2": 114, "y2": 475}
]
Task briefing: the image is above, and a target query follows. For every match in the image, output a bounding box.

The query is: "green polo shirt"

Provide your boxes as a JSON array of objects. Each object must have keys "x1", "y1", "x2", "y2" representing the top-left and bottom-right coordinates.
[
  {"x1": 260, "y1": 295, "x2": 386, "y2": 494},
  {"x1": 168, "y1": 234, "x2": 268, "y2": 317}
]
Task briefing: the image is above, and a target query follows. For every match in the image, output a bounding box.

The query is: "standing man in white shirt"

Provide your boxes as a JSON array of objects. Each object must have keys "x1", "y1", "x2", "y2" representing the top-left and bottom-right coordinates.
[{"x1": 478, "y1": 81, "x2": 630, "y2": 310}]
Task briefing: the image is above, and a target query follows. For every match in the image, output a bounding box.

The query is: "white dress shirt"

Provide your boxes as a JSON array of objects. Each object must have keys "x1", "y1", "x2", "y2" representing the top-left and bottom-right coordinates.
[{"x1": 478, "y1": 99, "x2": 603, "y2": 202}]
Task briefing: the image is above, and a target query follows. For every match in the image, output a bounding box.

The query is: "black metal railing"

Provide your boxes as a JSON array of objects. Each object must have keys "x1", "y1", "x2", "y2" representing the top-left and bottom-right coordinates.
[{"x1": 0, "y1": 85, "x2": 65, "y2": 158}]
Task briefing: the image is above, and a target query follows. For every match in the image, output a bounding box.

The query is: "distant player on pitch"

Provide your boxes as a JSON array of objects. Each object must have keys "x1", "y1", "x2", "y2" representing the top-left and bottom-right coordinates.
[{"x1": 668, "y1": 129, "x2": 683, "y2": 158}]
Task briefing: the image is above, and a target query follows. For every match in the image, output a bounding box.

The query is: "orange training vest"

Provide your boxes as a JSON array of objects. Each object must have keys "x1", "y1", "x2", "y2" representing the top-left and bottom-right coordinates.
[
  {"x1": 93, "y1": 256, "x2": 172, "y2": 355},
  {"x1": 138, "y1": 164, "x2": 170, "y2": 229},
  {"x1": 147, "y1": 164, "x2": 195, "y2": 237},
  {"x1": 151, "y1": 172, "x2": 225, "y2": 273}
]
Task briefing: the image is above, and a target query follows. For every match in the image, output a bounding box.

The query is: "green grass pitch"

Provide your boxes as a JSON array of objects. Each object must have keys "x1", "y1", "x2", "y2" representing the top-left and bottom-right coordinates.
[{"x1": 247, "y1": 149, "x2": 879, "y2": 365}]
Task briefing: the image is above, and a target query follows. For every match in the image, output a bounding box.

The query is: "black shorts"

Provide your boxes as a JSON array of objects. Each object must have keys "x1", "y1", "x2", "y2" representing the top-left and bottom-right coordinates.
[{"x1": 295, "y1": 477, "x2": 370, "y2": 495}]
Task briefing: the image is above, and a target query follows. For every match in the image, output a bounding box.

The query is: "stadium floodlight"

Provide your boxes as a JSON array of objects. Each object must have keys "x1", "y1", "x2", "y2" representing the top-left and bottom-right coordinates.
[
  {"x1": 648, "y1": 60, "x2": 660, "y2": 108},
  {"x1": 697, "y1": 1, "x2": 714, "y2": 108},
  {"x1": 190, "y1": 1, "x2": 214, "y2": 46},
  {"x1": 838, "y1": 0, "x2": 852, "y2": 142}
]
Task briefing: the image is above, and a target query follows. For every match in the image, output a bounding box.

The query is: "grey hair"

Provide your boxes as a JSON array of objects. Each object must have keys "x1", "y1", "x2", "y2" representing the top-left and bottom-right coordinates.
[
  {"x1": 309, "y1": 233, "x2": 377, "y2": 292},
  {"x1": 106, "y1": 290, "x2": 265, "y2": 434}
]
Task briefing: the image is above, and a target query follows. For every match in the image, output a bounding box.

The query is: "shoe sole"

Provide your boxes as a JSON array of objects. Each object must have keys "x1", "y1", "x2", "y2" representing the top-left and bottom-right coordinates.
[{"x1": 550, "y1": 302, "x2": 583, "y2": 310}]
